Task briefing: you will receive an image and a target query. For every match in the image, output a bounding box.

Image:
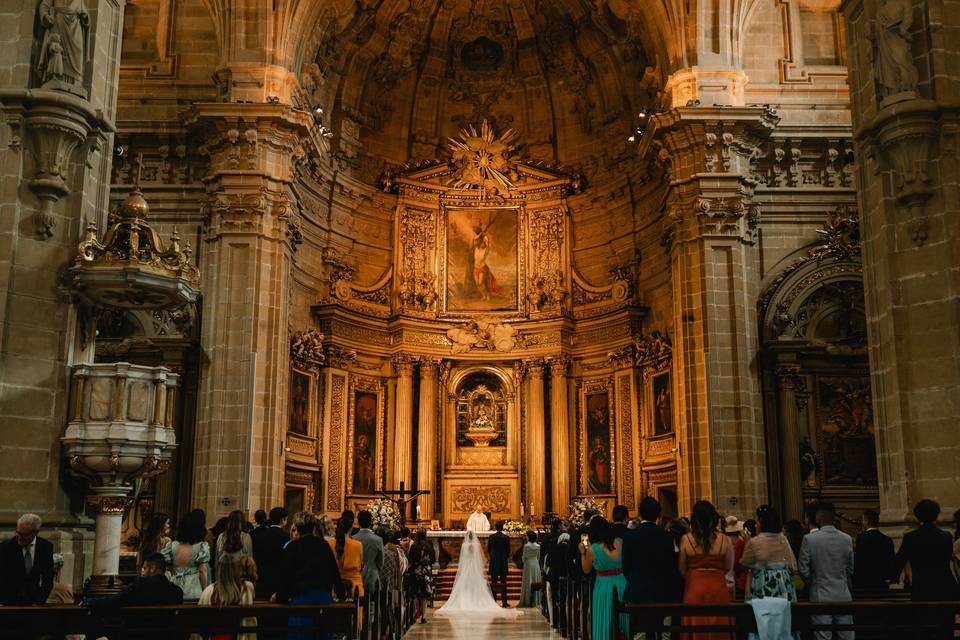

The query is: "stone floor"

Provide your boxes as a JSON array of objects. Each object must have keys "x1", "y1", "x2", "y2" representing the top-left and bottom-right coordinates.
[{"x1": 403, "y1": 608, "x2": 561, "y2": 639}]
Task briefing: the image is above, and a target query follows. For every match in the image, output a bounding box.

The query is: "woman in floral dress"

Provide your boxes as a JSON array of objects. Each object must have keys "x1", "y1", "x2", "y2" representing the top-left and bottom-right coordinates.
[
  {"x1": 407, "y1": 530, "x2": 435, "y2": 624},
  {"x1": 740, "y1": 506, "x2": 798, "y2": 602}
]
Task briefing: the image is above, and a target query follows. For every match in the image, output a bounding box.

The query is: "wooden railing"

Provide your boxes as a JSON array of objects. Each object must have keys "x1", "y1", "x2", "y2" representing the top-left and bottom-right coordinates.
[
  {"x1": 618, "y1": 600, "x2": 960, "y2": 639},
  {"x1": 0, "y1": 602, "x2": 359, "y2": 640}
]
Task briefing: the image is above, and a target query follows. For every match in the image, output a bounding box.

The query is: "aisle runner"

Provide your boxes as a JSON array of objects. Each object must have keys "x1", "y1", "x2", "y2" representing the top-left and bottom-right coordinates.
[{"x1": 403, "y1": 609, "x2": 560, "y2": 639}]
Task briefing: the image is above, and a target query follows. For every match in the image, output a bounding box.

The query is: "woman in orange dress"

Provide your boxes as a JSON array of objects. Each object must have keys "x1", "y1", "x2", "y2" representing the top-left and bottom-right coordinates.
[
  {"x1": 327, "y1": 510, "x2": 364, "y2": 599},
  {"x1": 679, "y1": 500, "x2": 735, "y2": 640}
]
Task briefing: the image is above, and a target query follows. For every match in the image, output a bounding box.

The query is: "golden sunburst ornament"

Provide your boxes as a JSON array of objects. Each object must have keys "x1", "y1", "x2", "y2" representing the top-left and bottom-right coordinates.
[{"x1": 448, "y1": 120, "x2": 517, "y2": 197}]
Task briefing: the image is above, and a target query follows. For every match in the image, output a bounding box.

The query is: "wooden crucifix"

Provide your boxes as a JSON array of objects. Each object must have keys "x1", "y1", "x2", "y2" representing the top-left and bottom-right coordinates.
[{"x1": 377, "y1": 481, "x2": 431, "y2": 528}]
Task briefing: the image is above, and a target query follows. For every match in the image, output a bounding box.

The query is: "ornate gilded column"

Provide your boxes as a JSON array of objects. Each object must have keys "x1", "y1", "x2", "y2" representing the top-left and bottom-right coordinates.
[
  {"x1": 416, "y1": 359, "x2": 439, "y2": 519},
  {"x1": 549, "y1": 357, "x2": 571, "y2": 515},
  {"x1": 393, "y1": 355, "x2": 416, "y2": 490},
  {"x1": 775, "y1": 363, "x2": 807, "y2": 521},
  {"x1": 525, "y1": 360, "x2": 546, "y2": 518}
]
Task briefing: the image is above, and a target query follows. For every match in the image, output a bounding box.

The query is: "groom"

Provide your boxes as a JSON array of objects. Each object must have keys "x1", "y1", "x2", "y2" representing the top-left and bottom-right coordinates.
[{"x1": 488, "y1": 521, "x2": 510, "y2": 607}]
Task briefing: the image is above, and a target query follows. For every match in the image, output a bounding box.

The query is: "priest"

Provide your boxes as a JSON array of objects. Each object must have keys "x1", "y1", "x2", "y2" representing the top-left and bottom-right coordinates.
[{"x1": 466, "y1": 505, "x2": 490, "y2": 532}]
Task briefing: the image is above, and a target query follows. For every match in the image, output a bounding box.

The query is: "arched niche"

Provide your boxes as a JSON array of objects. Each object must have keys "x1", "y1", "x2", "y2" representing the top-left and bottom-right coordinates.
[
  {"x1": 443, "y1": 364, "x2": 518, "y2": 470},
  {"x1": 759, "y1": 255, "x2": 876, "y2": 526}
]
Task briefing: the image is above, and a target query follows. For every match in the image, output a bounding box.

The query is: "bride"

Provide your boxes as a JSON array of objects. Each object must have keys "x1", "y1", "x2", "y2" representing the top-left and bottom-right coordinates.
[{"x1": 435, "y1": 531, "x2": 520, "y2": 618}]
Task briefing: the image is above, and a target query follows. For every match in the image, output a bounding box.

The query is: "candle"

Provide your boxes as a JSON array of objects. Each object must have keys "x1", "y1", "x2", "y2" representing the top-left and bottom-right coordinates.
[
  {"x1": 520, "y1": 503, "x2": 525, "y2": 517},
  {"x1": 416, "y1": 505, "x2": 421, "y2": 519},
  {"x1": 531, "y1": 502, "x2": 535, "y2": 517}
]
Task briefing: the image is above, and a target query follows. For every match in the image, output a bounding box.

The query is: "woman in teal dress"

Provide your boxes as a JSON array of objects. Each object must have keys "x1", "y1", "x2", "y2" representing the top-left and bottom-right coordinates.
[
  {"x1": 740, "y1": 507, "x2": 799, "y2": 639},
  {"x1": 518, "y1": 530, "x2": 542, "y2": 607},
  {"x1": 580, "y1": 516, "x2": 628, "y2": 640},
  {"x1": 162, "y1": 511, "x2": 210, "y2": 601}
]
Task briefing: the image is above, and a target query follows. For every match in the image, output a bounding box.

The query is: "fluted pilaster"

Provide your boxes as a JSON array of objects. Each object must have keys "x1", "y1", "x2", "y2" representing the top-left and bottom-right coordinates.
[
  {"x1": 393, "y1": 355, "x2": 416, "y2": 490},
  {"x1": 549, "y1": 357, "x2": 571, "y2": 515},
  {"x1": 525, "y1": 360, "x2": 546, "y2": 518},
  {"x1": 416, "y1": 359, "x2": 439, "y2": 519}
]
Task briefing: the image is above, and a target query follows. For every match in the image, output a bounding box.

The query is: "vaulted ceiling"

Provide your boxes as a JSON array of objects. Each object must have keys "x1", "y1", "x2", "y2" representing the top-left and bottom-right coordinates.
[{"x1": 306, "y1": 0, "x2": 664, "y2": 178}]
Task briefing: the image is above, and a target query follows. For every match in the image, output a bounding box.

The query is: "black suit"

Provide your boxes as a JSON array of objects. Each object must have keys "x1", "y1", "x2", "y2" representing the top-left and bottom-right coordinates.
[
  {"x1": 86, "y1": 574, "x2": 184, "y2": 607},
  {"x1": 0, "y1": 536, "x2": 55, "y2": 605},
  {"x1": 252, "y1": 525, "x2": 289, "y2": 598},
  {"x1": 894, "y1": 524, "x2": 958, "y2": 601},
  {"x1": 621, "y1": 521, "x2": 677, "y2": 604},
  {"x1": 276, "y1": 534, "x2": 345, "y2": 603},
  {"x1": 854, "y1": 528, "x2": 895, "y2": 591},
  {"x1": 488, "y1": 531, "x2": 510, "y2": 606}
]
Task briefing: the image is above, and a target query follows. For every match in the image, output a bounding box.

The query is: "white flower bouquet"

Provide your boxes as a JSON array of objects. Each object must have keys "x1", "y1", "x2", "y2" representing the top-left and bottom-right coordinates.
[
  {"x1": 366, "y1": 498, "x2": 401, "y2": 532},
  {"x1": 502, "y1": 520, "x2": 528, "y2": 535},
  {"x1": 568, "y1": 496, "x2": 606, "y2": 527}
]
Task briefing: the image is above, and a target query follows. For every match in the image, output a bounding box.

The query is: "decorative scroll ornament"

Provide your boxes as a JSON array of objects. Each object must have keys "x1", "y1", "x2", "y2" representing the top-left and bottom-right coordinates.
[
  {"x1": 290, "y1": 329, "x2": 325, "y2": 370},
  {"x1": 452, "y1": 486, "x2": 510, "y2": 513},
  {"x1": 810, "y1": 207, "x2": 860, "y2": 262},
  {"x1": 447, "y1": 120, "x2": 517, "y2": 197},
  {"x1": 633, "y1": 331, "x2": 672, "y2": 372},
  {"x1": 447, "y1": 317, "x2": 517, "y2": 354},
  {"x1": 63, "y1": 154, "x2": 200, "y2": 310}
]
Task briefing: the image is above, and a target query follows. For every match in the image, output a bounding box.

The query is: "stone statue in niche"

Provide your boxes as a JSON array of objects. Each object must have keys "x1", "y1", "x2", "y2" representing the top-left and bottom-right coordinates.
[
  {"x1": 870, "y1": 0, "x2": 918, "y2": 100},
  {"x1": 36, "y1": 0, "x2": 89, "y2": 94}
]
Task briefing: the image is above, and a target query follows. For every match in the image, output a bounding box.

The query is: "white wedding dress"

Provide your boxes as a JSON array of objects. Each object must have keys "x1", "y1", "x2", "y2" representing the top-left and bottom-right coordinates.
[{"x1": 435, "y1": 531, "x2": 520, "y2": 618}]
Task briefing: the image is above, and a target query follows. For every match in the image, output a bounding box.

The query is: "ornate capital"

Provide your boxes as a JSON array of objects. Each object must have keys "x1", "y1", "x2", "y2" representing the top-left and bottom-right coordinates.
[
  {"x1": 775, "y1": 364, "x2": 809, "y2": 411},
  {"x1": 393, "y1": 354, "x2": 416, "y2": 377},
  {"x1": 548, "y1": 356, "x2": 570, "y2": 377},
  {"x1": 88, "y1": 495, "x2": 130, "y2": 515},
  {"x1": 525, "y1": 359, "x2": 546, "y2": 379},
  {"x1": 419, "y1": 358, "x2": 440, "y2": 378}
]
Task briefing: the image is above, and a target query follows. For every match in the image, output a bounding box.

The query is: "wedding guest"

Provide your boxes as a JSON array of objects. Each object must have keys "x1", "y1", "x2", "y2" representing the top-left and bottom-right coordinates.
[
  {"x1": 216, "y1": 510, "x2": 253, "y2": 566},
  {"x1": 622, "y1": 497, "x2": 677, "y2": 605},
  {"x1": 799, "y1": 504, "x2": 854, "y2": 640},
  {"x1": 611, "y1": 504, "x2": 630, "y2": 540},
  {"x1": 0, "y1": 513, "x2": 54, "y2": 605},
  {"x1": 85, "y1": 554, "x2": 183, "y2": 607},
  {"x1": 198, "y1": 555, "x2": 256, "y2": 640},
  {"x1": 46, "y1": 553, "x2": 74, "y2": 604},
  {"x1": 724, "y1": 515, "x2": 748, "y2": 597},
  {"x1": 276, "y1": 511, "x2": 345, "y2": 637},
  {"x1": 353, "y1": 510, "x2": 384, "y2": 596},
  {"x1": 519, "y1": 530, "x2": 542, "y2": 608},
  {"x1": 680, "y1": 501, "x2": 734, "y2": 640},
  {"x1": 137, "y1": 512, "x2": 171, "y2": 572},
  {"x1": 252, "y1": 506, "x2": 288, "y2": 599},
  {"x1": 580, "y1": 517, "x2": 628, "y2": 640},
  {"x1": 253, "y1": 509, "x2": 268, "y2": 531},
  {"x1": 741, "y1": 507, "x2": 797, "y2": 603},
  {"x1": 331, "y1": 511, "x2": 363, "y2": 598},
  {"x1": 893, "y1": 499, "x2": 957, "y2": 601},
  {"x1": 407, "y1": 530, "x2": 435, "y2": 624},
  {"x1": 853, "y1": 509, "x2": 894, "y2": 592},
  {"x1": 399, "y1": 527, "x2": 413, "y2": 554},
  {"x1": 162, "y1": 510, "x2": 210, "y2": 601}
]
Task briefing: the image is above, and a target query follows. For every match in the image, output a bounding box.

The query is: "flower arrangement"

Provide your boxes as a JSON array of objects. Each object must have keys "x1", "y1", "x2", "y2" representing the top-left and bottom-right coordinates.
[
  {"x1": 502, "y1": 520, "x2": 529, "y2": 535},
  {"x1": 366, "y1": 498, "x2": 401, "y2": 532},
  {"x1": 568, "y1": 496, "x2": 607, "y2": 527}
]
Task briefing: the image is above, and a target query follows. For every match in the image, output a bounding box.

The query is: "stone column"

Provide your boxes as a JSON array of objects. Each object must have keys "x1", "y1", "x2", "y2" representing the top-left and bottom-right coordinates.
[
  {"x1": 89, "y1": 493, "x2": 127, "y2": 583},
  {"x1": 653, "y1": 107, "x2": 778, "y2": 516},
  {"x1": 775, "y1": 364, "x2": 806, "y2": 521},
  {"x1": 393, "y1": 355, "x2": 416, "y2": 491},
  {"x1": 184, "y1": 103, "x2": 311, "y2": 517},
  {"x1": 416, "y1": 359, "x2": 439, "y2": 519},
  {"x1": 841, "y1": 0, "x2": 960, "y2": 522},
  {"x1": 549, "y1": 357, "x2": 571, "y2": 515},
  {"x1": 525, "y1": 360, "x2": 546, "y2": 519}
]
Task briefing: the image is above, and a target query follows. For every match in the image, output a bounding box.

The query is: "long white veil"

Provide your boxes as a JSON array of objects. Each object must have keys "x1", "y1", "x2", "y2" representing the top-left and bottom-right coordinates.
[{"x1": 436, "y1": 531, "x2": 520, "y2": 618}]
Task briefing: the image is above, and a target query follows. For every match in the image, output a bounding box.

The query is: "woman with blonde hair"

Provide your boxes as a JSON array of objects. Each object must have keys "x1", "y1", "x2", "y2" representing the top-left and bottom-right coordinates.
[{"x1": 198, "y1": 555, "x2": 256, "y2": 640}]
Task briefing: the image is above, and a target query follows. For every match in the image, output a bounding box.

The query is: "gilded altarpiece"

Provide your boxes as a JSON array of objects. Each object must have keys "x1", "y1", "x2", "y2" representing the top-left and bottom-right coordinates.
[
  {"x1": 577, "y1": 378, "x2": 616, "y2": 498},
  {"x1": 346, "y1": 375, "x2": 386, "y2": 497}
]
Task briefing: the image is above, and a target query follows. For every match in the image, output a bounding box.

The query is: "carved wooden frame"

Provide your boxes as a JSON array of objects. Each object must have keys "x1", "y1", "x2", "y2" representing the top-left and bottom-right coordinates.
[
  {"x1": 439, "y1": 204, "x2": 527, "y2": 318},
  {"x1": 288, "y1": 366, "x2": 319, "y2": 464},
  {"x1": 576, "y1": 377, "x2": 616, "y2": 497},
  {"x1": 345, "y1": 374, "x2": 386, "y2": 496}
]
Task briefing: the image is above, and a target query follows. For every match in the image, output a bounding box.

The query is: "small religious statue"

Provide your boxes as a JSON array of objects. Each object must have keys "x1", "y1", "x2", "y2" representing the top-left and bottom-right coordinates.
[
  {"x1": 870, "y1": 0, "x2": 919, "y2": 100},
  {"x1": 466, "y1": 504, "x2": 490, "y2": 532},
  {"x1": 37, "y1": 0, "x2": 89, "y2": 94}
]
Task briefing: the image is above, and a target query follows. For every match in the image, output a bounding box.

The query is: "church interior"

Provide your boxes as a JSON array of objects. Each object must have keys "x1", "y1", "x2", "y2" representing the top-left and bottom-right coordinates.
[{"x1": 1, "y1": 0, "x2": 958, "y2": 595}]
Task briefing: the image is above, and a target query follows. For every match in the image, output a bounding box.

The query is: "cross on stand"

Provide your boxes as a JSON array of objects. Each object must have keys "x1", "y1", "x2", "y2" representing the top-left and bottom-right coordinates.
[{"x1": 377, "y1": 481, "x2": 431, "y2": 529}]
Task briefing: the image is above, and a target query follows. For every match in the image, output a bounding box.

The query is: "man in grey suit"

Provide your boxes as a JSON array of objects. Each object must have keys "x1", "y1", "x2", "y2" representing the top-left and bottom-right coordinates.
[
  {"x1": 353, "y1": 510, "x2": 384, "y2": 596},
  {"x1": 799, "y1": 504, "x2": 855, "y2": 640}
]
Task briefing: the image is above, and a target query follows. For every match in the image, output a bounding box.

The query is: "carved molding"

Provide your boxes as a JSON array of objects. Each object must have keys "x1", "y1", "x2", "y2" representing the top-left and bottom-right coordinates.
[
  {"x1": 634, "y1": 331, "x2": 672, "y2": 376},
  {"x1": 451, "y1": 485, "x2": 510, "y2": 513},
  {"x1": 290, "y1": 329, "x2": 325, "y2": 371}
]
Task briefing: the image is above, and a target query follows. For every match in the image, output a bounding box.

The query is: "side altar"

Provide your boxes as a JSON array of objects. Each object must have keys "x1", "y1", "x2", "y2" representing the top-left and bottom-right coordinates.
[{"x1": 425, "y1": 530, "x2": 526, "y2": 570}]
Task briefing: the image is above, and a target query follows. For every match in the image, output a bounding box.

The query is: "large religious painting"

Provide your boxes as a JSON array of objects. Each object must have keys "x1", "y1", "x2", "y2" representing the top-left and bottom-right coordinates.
[
  {"x1": 580, "y1": 382, "x2": 614, "y2": 495},
  {"x1": 652, "y1": 372, "x2": 673, "y2": 435},
  {"x1": 444, "y1": 208, "x2": 520, "y2": 314},
  {"x1": 347, "y1": 377, "x2": 385, "y2": 495},
  {"x1": 289, "y1": 371, "x2": 311, "y2": 435},
  {"x1": 817, "y1": 377, "x2": 877, "y2": 485}
]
